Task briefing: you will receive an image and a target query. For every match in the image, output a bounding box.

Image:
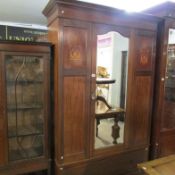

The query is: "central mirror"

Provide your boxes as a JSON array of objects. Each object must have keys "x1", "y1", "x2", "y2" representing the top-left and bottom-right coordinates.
[{"x1": 94, "y1": 31, "x2": 129, "y2": 149}]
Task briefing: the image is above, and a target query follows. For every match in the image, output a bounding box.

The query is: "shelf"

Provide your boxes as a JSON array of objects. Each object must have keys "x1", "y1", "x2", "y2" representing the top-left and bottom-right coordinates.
[
  {"x1": 7, "y1": 104, "x2": 43, "y2": 111},
  {"x1": 9, "y1": 146, "x2": 43, "y2": 161},
  {"x1": 165, "y1": 98, "x2": 175, "y2": 102},
  {"x1": 8, "y1": 124, "x2": 43, "y2": 138},
  {"x1": 165, "y1": 74, "x2": 175, "y2": 77},
  {"x1": 6, "y1": 80, "x2": 43, "y2": 85},
  {"x1": 165, "y1": 86, "x2": 175, "y2": 89},
  {"x1": 168, "y1": 56, "x2": 175, "y2": 58}
]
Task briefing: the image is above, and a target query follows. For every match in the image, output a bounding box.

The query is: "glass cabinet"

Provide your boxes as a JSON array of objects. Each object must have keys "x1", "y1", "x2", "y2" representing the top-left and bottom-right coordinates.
[{"x1": 0, "y1": 42, "x2": 51, "y2": 174}]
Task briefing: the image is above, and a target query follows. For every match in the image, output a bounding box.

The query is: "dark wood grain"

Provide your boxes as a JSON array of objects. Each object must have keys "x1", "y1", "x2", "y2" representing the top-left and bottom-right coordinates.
[
  {"x1": 63, "y1": 26, "x2": 87, "y2": 69},
  {"x1": 130, "y1": 76, "x2": 152, "y2": 146},
  {"x1": 135, "y1": 35, "x2": 155, "y2": 72},
  {"x1": 162, "y1": 101, "x2": 175, "y2": 129},
  {"x1": 56, "y1": 148, "x2": 148, "y2": 175},
  {"x1": 63, "y1": 76, "x2": 88, "y2": 162},
  {"x1": 159, "y1": 130, "x2": 175, "y2": 156}
]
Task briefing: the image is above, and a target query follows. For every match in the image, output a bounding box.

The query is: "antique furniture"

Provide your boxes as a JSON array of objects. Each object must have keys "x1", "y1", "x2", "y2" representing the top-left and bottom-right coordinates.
[
  {"x1": 43, "y1": 0, "x2": 160, "y2": 174},
  {"x1": 0, "y1": 41, "x2": 51, "y2": 174},
  {"x1": 138, "y1": 154, "x2": 175, "y2": 175},
  {"x1": 144, "y1": 2, "x2": 175, "y2": 159}
]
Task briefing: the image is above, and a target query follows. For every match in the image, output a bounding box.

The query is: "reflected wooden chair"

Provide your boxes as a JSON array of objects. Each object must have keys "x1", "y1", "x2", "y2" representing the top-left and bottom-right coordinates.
[{"x1": 95, "y1": 95, "x2": 125, "y2": 144}]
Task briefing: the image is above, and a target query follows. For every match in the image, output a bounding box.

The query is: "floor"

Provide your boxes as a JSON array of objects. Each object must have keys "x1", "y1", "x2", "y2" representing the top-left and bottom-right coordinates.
[{"x1": 95, "y1": 119, "x2": 125, "y2": 149}]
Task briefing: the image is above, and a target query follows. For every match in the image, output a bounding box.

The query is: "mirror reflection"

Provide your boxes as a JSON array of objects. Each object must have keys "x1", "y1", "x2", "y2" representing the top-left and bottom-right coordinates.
[{"x1": 94, "y1": 31, "x2": 129, "y2": 149}]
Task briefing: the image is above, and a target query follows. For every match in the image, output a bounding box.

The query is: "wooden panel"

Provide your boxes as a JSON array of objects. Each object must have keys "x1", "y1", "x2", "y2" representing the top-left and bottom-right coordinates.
[
  {"x1": 63, "y1": 21, "x2": 89, "y2": 70},
  {"x1": 56, "y1": 148, "x2": 148, "y2": 175},
  {"x1": 63, "y1": 76, "x2": 88, "y2": 162},
  {"x1": 0, "y1": 137, "x2": 5, "y2": 166},
  {"x1": 129, "y1": 76, "x2": 152, "y2": 146},
  {"x1": 136, "y1": 34, "x2": 155, "y2": 72},
  {"x1": 162, "y1": 101, "x2": 175, "y2": 129},
  {"x1": 159, "y1": 130, "x2": 175, "y2": 157}
]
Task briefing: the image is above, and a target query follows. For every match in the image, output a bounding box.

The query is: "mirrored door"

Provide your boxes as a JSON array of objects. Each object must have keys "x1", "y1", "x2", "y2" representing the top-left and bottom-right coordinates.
[{"x1": 93, "y1": 30, "x2": 129, "y2": 150}]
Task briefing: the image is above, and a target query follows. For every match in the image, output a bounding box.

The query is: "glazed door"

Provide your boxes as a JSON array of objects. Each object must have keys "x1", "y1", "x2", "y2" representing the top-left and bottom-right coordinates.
[
  {"x1": 57, "y1": 19, "x2": 92, "y2": 163},
  {"x1": 154, "y1": 23, "x2": 175, "y2": 157},
  {"x1": 2, "y1": 51, "x2": 50, "y2": 163},
  {"x1": 150, "y1": 18, "x2": 175, "y2": 158}
]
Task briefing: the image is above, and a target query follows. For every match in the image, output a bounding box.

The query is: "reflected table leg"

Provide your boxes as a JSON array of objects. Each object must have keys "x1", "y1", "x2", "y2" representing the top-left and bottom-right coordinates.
[
  {"x1": 111, "y1": 117, "x2": 120, "y2": 144},
  {"x1": 96, "y1": 119, "x2": 100, "y2": 137}
]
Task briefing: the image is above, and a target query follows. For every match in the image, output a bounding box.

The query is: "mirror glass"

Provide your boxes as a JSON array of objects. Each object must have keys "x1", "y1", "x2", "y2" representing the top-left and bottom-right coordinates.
[{"x1": 94, "y1": 31, "x2": 129, "y2": 149}]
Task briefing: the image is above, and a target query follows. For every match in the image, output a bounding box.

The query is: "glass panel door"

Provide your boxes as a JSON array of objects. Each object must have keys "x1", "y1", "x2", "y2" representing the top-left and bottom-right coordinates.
[
  {"x1": 162, "y1": 28, "x2": 175, "y2": 129},
  {"x1": 5, "y1": 54, "x2": 45, "y2": 161},
  {"x1": 165, "y1": 44, "x2": 175, "y2": 101}
]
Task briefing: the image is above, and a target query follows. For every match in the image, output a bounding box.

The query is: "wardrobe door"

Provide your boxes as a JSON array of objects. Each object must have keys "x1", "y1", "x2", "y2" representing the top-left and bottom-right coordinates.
[
  {"x1": 57, "y1": 19, "x2": 92, "y2": 163},
  {"x1": 150, "y1": 19, "x2": 175, "y2": 158},
  {"x1": 157, "y1": 22, "x2": 175, "y2": 157},
  {"x1": 127, "y1": 30, "x2": 156, "y2": 149}
]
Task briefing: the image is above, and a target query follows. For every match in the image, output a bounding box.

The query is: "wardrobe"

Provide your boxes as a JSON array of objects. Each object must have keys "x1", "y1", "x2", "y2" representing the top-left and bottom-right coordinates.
[
  {"x1": 43, "y1": 0, "x2": 161, "y2": 174},
  {"x1": 145, "y1": 2, "x2": 175, "y2": 159}
]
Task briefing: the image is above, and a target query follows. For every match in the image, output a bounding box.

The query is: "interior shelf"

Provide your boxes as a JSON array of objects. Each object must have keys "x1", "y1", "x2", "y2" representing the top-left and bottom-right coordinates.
[
  {"x1": 6, "y1": 80, "x2": 43, "y2": 85},
  {"x1": 7, "y1": 104, "x2": 43, "y2": 111},
  {"x1": 8, "y1": 134, "x2": 44, "y2": 161},
  {"x1": 8, "y1": 124, "x2": 43, "y2": 138},
  {"x1": 9, "y1": 146, "x2": 43, "y2": 161}
]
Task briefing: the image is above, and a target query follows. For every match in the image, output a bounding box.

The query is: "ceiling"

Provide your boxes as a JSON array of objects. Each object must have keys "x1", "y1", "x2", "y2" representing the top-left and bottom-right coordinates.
[
  {"x1": 0, "y1": 0, "x2": 49, "y2": 28},
  {"x1": 0, "y1": 0, "x2": 172, "y2": 28}
]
